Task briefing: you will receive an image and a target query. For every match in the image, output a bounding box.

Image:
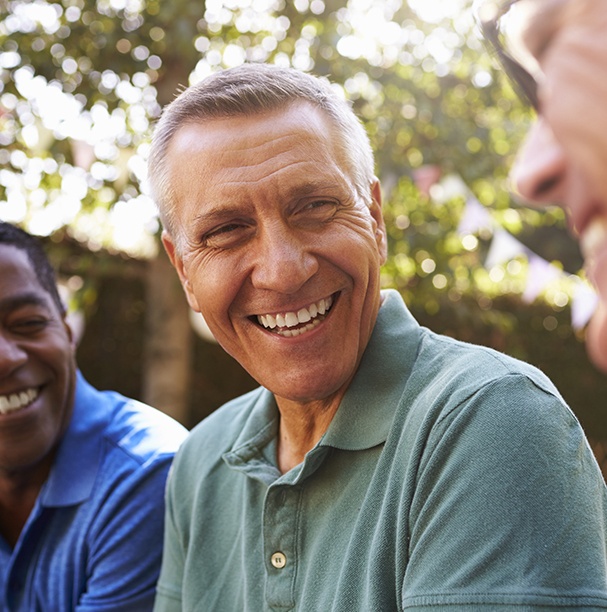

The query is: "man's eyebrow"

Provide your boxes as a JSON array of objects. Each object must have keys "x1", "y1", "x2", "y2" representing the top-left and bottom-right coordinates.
[
  {"x1": 192, "y1": 182, "x2": 343, "y2": 223},
  {"x1": 0, "y1": 292, "x2": 51, "y2": 314},
  {"x1": 193, "y1": 206, "x2": 247, "y2": 225},
  {"x1": 287, "y1": 181, "x2": 340, "y2": 197},
  {"x1": 277, "y1": 179, "x2": 345, "y2": 204}
]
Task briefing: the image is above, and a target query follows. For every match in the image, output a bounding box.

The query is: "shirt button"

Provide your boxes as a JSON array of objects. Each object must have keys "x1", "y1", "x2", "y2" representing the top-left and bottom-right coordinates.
[{"x1": 271, "y1": 551, "x2": 287, "y2": 569}]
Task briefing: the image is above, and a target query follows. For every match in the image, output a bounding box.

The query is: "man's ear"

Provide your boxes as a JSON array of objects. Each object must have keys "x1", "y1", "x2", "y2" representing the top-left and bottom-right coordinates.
[
  {"x1": 63, "y1": 315, "x2": 76, "y2": 347},
  {"x1": 63, "y1": 310, "x2": 86, "y2": 348},
  {"x1": 369, "y1": 179, "x2": 388, "y2": 265},
  {"x1": 161, "y1": 230, "x2": 201, "y2": 312}
]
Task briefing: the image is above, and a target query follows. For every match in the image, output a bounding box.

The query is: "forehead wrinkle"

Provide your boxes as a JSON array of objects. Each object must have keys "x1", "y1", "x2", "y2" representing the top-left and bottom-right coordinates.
[
  {"x1": 219, "y1": 131, "x2": 332, "y2": 171},
  {"x1": 221, "y1": 131, "x2": 301, "y2": 156},
  {"x1": 219, "y1": 158, "x2": 325, "y2": 187}
]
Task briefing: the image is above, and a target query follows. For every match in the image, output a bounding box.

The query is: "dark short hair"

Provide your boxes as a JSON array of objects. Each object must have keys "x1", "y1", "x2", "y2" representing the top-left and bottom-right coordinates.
[{"x1": 0, "y1": 222, "x2": 66, "y2": 315}]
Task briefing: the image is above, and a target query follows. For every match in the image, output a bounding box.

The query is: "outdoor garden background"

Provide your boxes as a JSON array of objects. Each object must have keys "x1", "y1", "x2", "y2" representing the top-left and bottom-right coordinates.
[{"x1": 2, "y1": 0, "x2": 606, "y2": 474}]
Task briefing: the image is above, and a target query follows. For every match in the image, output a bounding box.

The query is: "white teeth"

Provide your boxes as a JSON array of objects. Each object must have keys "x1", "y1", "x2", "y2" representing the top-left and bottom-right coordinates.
[
  {"x1": 580, "y1": 216, "x2": 607, "y2": 260},
  {"x1": 256, "y1": 295, "x2": 334, "y2": 335},
  {"x1": 297, "y1": 308, "x2": 311, "y2": 323},
  {"x1": 0, "y1": 388, "x2": 39, "y2": 415},
  {"x1": 285, "y1": 312, "x2": 298, "y2": 327},
  {"x1": 260, "y1": 314, "x2": 277, "y2": 329}
]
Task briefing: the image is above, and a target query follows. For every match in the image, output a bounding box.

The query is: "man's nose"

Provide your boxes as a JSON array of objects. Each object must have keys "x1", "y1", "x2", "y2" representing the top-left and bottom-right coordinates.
[
  {"x1": 251, "y1": 224, "x2": 319, "y2": 293},
  {"x1": 0, "y1": 333, "x2": 27, "y2": 377},
  {"x1": 511, "y1": 118, "x2": 568, "y2": 206}
]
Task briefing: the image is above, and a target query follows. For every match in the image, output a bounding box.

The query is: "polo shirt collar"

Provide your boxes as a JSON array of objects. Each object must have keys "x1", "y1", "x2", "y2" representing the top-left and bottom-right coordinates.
[
  {"x1": 40, "y1": 372, "x2": 106, "y2": 508},
  {"x1": 224, "y1": 290, "x2": 421, "y2": 476},
  {"x1": 223, "y1": 391, "x2": 280, "y2": 483},
  {"x1": 319, "y1": 289, "x2": 421, "y2": 451}
]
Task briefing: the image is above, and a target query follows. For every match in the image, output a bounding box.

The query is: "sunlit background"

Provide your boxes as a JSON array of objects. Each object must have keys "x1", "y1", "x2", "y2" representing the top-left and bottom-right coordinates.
[
  {"x1": 2, "y1": 0, "x2": 606, "y2": 453},
  {"x1": 1, "y1": 0, "x2": 486, "y2": 257}
]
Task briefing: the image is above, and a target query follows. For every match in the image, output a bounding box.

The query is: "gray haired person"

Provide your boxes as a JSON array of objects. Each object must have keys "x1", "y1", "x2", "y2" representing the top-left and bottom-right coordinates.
[{"x1": 149, "y1": 63, "x2": 607, "y2": 611}]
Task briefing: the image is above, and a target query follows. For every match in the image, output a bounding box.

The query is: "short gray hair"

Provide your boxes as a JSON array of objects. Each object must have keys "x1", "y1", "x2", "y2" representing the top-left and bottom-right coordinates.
[{"x1": 148, "y1": 63, "x2": 376, "y2": 242}]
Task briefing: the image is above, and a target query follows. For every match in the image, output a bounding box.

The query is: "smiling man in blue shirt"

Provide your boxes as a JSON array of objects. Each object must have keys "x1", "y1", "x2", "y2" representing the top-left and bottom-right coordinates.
[{"x1": 0, "y1": 221, "x2": 188, "y2": 611}]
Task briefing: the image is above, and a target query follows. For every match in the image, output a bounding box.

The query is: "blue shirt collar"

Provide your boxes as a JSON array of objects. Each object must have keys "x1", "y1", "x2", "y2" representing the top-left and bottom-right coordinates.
[{"x1": 41, "y1": 372, "x2": 107, "y2": 507}]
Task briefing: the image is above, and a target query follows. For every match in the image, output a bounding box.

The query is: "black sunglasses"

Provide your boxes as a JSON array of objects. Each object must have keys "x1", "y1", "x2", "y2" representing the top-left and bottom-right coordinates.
[{"x1": 476, "y1": 0, "x2": 540, "y2": 110}]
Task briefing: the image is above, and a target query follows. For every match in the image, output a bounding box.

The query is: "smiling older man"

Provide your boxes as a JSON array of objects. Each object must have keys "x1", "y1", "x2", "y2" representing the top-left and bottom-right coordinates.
[{"x1": 149, "y1": 64, "x2": 607, "y2": 611}]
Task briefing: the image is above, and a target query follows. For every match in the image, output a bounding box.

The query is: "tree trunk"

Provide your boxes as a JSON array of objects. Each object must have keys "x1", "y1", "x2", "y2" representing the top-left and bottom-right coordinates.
[
  {"x1": 141, "y1": 247, "x2": 192, "y2": 425},
  {"x1": 140, "y1": 60, "x2": 195, "y2": 425}
]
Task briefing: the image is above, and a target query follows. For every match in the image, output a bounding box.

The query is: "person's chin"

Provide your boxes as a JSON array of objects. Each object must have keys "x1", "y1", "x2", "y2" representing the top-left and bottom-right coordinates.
[{"x1": 587, "y1": 302, "x2": 607, "y2": 374}]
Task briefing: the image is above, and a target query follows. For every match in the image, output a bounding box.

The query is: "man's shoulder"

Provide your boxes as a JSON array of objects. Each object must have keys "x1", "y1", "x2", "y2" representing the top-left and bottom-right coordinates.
[
  {"x1": 79, "y1": 382, "x2": 189, "y2": 466},
  {"x1": 110, "y1": 397, "x2": 188, "y2": 460},
  {"x1": 395, "y1": 329, "x2": 581, "y2": 478},
  {"x1": 416, "y1": 326, "x2": 563, "y2": 401}
]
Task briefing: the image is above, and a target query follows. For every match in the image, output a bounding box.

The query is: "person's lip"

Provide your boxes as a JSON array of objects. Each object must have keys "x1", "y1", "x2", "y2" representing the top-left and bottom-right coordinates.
[{"x1": 0, "y1": 387, "x2": 40, "y2": 417}]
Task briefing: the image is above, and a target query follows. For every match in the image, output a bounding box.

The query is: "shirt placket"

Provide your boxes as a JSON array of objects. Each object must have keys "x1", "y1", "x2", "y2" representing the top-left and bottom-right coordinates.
[{"x1": 263, "y1": 483, "x2": 300, "y2": 610}]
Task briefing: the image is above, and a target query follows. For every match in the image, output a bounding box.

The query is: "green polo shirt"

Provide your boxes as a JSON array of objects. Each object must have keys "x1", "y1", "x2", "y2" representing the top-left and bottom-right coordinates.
[{"x1": 154, "y1": 290, "x2": 607, "y2": 611}]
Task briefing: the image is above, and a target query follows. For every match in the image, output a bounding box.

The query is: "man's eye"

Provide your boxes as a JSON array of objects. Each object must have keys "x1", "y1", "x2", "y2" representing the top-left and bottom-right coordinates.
[
  {"x1": 306, "y1": 200, "x2": 333, "y2": 210},
  {"x1": 298, "y1": 200, "x2": 338, "y2": 220},
  {"x1": 203, "y1": 223, "x2": 250, "y2": 248},
  {"x1": 208, "y1": 224, "x2": 240, "y2": 237},
  {"x1": 13, "y1": 319, "x2": 49, "y2": 334}
]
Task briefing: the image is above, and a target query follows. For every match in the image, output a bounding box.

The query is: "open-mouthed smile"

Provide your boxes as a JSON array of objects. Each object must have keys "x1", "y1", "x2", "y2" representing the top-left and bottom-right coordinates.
[
  {"x1": 0, "y1": 387, "x2": 39, "y2": 416},
  {"x1": 256, "y1": 294, "x2": 335, "y2": 338}
]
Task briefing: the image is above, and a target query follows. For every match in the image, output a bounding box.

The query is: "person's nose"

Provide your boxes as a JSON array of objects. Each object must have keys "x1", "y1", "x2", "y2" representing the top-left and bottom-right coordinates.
[
  {"x1": 250, "y1": 223, "x2": 319, "y2": 294},
  {"x1": 0, "y1": 333, "x2": 27, "y2": 378},
  {"x1": 511, "y1": 118, "x2": 568, "y2": 206}
]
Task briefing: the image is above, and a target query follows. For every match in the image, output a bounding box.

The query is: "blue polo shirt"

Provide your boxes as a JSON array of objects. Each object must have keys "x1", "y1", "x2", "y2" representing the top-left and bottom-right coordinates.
[
  {"x1": 155, "y1": 290, "x2": 607, "y2": 611},
  {"x1": 0, "y1": 372, "x2": 188, "y2": 611}
]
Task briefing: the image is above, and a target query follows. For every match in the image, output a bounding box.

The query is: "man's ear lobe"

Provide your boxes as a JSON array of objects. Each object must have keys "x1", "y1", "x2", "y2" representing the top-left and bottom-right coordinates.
[
  {"x1": 370, "y1": 179, "x2": 382, "y2": 209},
  {"x1": 161, "y1": 231, "x2": 201, "y2": 312},
  {"x1": 162, "y1": 230, "x2": 189, "y2": 282},
  {"x1": 161, "y1": 230, "x2": 179, "y2": 268},
  {"x1": 369, "y1": 179, "x2": 388, "y2": 264},
  {"x1": 63, "y1": 316, "x2": 75, "y2": 346}
]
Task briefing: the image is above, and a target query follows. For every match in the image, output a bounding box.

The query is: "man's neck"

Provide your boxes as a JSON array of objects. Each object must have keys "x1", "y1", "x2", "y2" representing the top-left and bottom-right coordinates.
[
  {"x1": 0, "y1": 461, "x2": 51, "y2": 548},
  {"x1": 275, "y1": 392, "x2": 345, "y2": 474}
]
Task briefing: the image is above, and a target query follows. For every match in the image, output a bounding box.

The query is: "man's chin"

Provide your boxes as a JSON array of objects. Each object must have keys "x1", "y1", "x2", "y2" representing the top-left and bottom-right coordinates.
[{"x1": 587, "y1": 302, "x2": 607, "y2": 374}]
